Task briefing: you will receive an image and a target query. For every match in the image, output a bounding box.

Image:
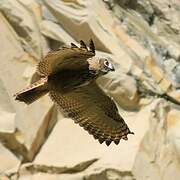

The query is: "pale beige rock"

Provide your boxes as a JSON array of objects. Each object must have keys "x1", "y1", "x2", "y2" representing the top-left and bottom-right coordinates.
[
  {"x1": 45, "y1": 0, "x2": 113, "y2": 52},
  {"x1": 19, "y1": 170, "x2": 134, "y2": 180},
  {"x1": 133, "y1": 101, "x2": 180, "y2": 180},
  {"x1": 22, "y1": 66, "x2": 36, "y2": 81},
  {"x1": 0, "y1": 143, "x2": 20, "y2": 174},
  {"x1": 32, "y1": 103, "x2": 151, "y2": 174},
  {"x1": 159, "y1": 78, "x2": 172, "y2": 93},
  {"x1": 19, "y1": 172, "x2": 84, "y2": 180},
  {"x1": 15, "y1": 97, "x2": 56, "y2": 161},
  {"x1": 44, "y1": 0, "x2": 135, "y2": 72},
  {"x1": 40, "y1": 20, "x2": 76, "y2": 44},
  {"x1": 111, "y1": 0, "x2": 180, "y2": 86},
  {"x1": 0, "y1": 12, "x2": 57, "y2": 161},
  {"x1": 0, "y1": 77, "x2": 16, "y2": 134},
  {"x1": 167, "y1": 110, "x2": 180, "y2": 158},
  {"x1": 145, "y1": 56, "x2": 172, "y2": 92},
  {"x1": 0, "y1": 0, "x2": 48, "y2": 59},
  {"x1": 168, "y1": 90, "x2": 180, "y2": 102},
  {"x1": 145, "y1": 56, "x2": 164, "y2": 83},
  {"x1": 0, "y1": 0, "x2": 180, "y2": 179},
  {"x1": 18, "y1": 0, "x2": 42, "y2": 23},
  {"x1": 166, "y1": 44, "x2": 180, "y2": 61},
  {"x1": 97, "y1": 70, "x2": 139, "y2": 110},
  {"x1": 34, "y1": 118, "x2": 103, "y2": 167},
  {"x1": 0, "y1": 12, "x2": 24, "y2": 138},
  {"x1": 84, "y1": 169, "x2": 135, "y2": 180},
  {"x1": 18, "y1": 103, "x2": 153, "y2": 179},
  {"x1": 150, "y1": 0, "x2": 180, "y2": 33},
  {"x1": 0, "y1": 175, "x2": 10, "y2": 180},
  {"x1": 112, "y1": 23, "x2": 149, "y2": 60}
]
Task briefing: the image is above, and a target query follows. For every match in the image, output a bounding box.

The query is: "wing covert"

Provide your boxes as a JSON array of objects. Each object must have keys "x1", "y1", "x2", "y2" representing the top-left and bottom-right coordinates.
[{"x1": 37, "y1": 40, "x2": 95, "y2": 76}]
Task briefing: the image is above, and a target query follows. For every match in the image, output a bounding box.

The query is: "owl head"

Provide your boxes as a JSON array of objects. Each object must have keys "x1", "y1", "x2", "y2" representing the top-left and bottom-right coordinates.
[
  {"x1": 88, "y1": 57, "x2": 115, "y2": 76},
  {"x1": 99, "y1": 58, "x2": 115, "y2": 73}
]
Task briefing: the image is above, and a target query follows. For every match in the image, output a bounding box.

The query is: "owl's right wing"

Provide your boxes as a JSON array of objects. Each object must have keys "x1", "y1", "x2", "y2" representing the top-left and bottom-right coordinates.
[
  {"x1": 37, "y1": 40, "x2": 95, "y2": 76},
  {"x1": 49, "y1": 82, "x2": 134, "y2": 146}
]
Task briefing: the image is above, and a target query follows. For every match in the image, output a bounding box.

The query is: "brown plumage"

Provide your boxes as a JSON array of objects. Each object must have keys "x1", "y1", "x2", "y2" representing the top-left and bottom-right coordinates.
[{"x1": 14, "y1": 40, "x2": 134, "y2": 146}]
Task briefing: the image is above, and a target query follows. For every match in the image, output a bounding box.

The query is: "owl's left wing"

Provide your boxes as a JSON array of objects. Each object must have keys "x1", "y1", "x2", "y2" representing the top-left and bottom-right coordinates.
[
  {"x1": 37, "y1": 40, "x2": 95, "y2": 76},
  {"x1": 49, "y1": 82, "x2": 134, "y2": 146}
]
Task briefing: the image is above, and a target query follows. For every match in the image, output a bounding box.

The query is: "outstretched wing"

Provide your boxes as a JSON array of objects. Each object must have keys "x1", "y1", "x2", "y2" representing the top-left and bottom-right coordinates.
[
  {"x1": 49, "y1": 82, "x2": 134, "y2": 146},
  {"x1": 38, "y1": 40, "x2": 95, "y2": 76}
]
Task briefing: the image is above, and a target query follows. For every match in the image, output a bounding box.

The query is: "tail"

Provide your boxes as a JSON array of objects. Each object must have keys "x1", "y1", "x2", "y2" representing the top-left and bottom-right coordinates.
[{"x1": 14, "y1": 77, "x2": 49, "y2": 104}]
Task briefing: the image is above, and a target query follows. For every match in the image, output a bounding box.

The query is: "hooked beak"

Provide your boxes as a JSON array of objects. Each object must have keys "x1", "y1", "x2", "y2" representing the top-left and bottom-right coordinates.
[
  {"x1": 110, "y1": 66, "x2": 115, "y2": 71},
  {"x1": 108, "y1": 63, "x2": 115, "y2": 71}
]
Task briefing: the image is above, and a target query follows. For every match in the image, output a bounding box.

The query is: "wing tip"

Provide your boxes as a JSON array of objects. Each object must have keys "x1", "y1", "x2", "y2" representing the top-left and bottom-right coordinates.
[
  {"x1": 114, "y1": 139, "x2": 120, "y2": 145},
  {"x1": 75, "y1": 39, "x2": 96, "y2": 54},
  {"x1": 71, "y1": 42, "x2": 78, "y2": 48},
  {"x1": 98, "y1": 138, "x2": 105, "y2": 144},
  {"x1": 14, "y1": 93, "x2": 30, "y2": 105},
  {"x1": 89, "y1": 39, "x2": 95, "y2": 54},
  {"x1": 79, "y1": 40, "x2": 87, "y2": 50},
  {"x1": 105, "y1": 140, "x2": 112, "y2": 146},
  {"x1": 96, "y1": 129, "x2": 134, "y2": 146}
]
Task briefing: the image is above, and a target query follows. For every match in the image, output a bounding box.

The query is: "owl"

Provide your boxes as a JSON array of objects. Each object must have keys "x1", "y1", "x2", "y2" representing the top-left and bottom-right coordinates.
[{"x1": 14, "y1": 40, "x2": 134, "y2": 146}]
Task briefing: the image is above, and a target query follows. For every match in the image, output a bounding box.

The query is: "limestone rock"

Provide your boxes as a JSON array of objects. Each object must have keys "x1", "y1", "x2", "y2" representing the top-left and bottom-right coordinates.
[
  {"x1": 167, "y1": 109, "x2": 180, "y2": 159},
  {"x1": 0, "y1": 12, "x2": 57, "y2": 162},
  {"x1": 0, "y1": 0, "x2": 48, "y2": 59},
  {"x1": 0, "y1": 0, "x2": 180, "y2": 179},
  {"x1": 0, "y1": 77, "x2": 16, "y2": 134},
  {"x1": 44, "y1": 0, "x2": 137, "y2": 71},
  {"x1": 0, "y1": 143, "x2": 20, "y2": 175},
  {"x1": 0, "y1": 175, "x2": 10, "y2": 180},
  {"x1": 97, "y1": 70, "x2": 139, "y2": 110},
  {"x1": 19, "y1": 104, "x2": 152, "y2": 179},
  {"x1": 111, "y1": 0, "x2": 180, "y2": 87},
  {"x1": 40, "y1": 20, "x2": 76, "y2": 45},
  {"x1": 133, "y1": 101, "x2": 180, "y2": 180},
  {"x1": 150, "y1": 0, "x2": 180, "y2": 33},
  {"x1": 144, "y1": 56, "x2": 172, "y2": 92}
]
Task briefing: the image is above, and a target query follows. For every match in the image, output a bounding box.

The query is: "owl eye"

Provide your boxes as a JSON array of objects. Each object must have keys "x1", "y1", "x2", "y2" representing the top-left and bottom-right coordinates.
[{"x1": 104, "y1": 60, "x2": 109, "y2": 67}]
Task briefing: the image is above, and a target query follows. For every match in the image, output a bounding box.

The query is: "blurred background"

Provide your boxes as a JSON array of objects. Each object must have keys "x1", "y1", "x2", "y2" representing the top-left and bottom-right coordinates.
[{"x1": 0, "y1": 0, "x2": 180, "y2": 179}]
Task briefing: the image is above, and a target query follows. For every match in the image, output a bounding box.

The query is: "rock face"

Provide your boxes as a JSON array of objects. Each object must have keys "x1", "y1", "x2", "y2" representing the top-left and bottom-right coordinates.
[{"x1": 0, "y1": 0, "x2": 180, "y2": 180}]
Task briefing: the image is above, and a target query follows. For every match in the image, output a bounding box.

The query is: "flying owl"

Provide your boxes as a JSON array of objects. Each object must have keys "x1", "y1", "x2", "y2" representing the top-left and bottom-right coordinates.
[{"x1": 14, "y1": 40, "x2": 134, "y2": 146}]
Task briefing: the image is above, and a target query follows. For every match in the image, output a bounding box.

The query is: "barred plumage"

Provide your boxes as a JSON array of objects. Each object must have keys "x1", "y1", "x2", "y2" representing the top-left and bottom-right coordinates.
[{"x1": 14, "y1": 40, "x2": 134, "y2": 145}]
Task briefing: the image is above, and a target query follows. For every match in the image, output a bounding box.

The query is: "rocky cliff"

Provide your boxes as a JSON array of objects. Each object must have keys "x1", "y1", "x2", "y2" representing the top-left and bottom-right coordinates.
[{"x1": 0, "y1": 0, "x2": 180, "y2": 180}]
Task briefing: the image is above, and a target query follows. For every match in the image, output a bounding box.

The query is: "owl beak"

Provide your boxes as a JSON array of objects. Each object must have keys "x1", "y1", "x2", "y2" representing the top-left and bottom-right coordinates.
[
  {"x1": 110, "y1": 66, "x2": 115, "y2": 71},
  {"x1": 108, "y1": 63, "x2": 115, "y2": 71}
]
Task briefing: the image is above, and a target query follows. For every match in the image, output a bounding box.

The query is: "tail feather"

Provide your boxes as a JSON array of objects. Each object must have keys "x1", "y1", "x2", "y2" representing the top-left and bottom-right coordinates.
[{"x1": 14, "y1": 77, "x2": 48, "y2": 104}]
